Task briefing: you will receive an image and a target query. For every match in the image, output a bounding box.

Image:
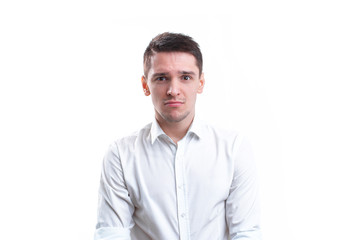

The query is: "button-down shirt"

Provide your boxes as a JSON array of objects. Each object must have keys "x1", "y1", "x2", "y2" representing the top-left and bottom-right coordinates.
[{"x1": 94, "y1": 119, "x2": 261, "y2": 240}]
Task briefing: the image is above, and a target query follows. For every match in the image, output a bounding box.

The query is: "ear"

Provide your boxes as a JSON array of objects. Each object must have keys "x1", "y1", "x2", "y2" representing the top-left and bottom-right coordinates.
[
  {"x1": 197, "y1": 73, "x2": 205, "y2": 94},
  {"x1": 141, "y1": 75, "x2": 151, "y2": 96}
]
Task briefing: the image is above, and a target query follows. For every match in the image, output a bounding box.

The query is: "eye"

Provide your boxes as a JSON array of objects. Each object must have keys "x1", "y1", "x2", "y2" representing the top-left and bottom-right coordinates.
[
  {"x1": 183, "y1": 75, "x2": 191, "y2": 80},
  {"x1": 156, "y1": 76, "x2": 167, "y2": 81}
]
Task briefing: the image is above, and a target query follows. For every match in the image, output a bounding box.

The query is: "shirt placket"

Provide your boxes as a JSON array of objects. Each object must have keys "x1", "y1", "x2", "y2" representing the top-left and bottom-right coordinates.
[{"x1": 174, "y1": 141, "x2": 190, "y2": 240}]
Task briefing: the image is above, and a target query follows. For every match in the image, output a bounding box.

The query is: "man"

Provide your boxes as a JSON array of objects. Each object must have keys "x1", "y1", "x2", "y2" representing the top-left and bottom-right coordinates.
[{"x1": 94, "y1": 32, "x2": 262, "y2": 240}]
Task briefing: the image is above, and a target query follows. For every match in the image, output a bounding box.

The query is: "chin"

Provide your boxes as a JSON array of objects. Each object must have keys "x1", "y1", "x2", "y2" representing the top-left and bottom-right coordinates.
[{"x1": 163, "y1": 112, "x2": 190, "y2": 123}]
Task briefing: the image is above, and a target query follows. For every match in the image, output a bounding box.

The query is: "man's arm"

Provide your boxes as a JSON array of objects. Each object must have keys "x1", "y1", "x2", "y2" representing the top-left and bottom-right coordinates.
[
  {"x1": 226, "y1": 135, "x2": 262, "y2": 240},
  {"x1": 94, "y1": 142, "x2": 135, "y2": 240}
]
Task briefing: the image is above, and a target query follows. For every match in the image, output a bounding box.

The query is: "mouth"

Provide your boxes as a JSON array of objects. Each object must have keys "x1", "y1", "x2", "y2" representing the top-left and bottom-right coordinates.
[{"x1": 164, "y1": 100, "x2": 184, "y2": 107}]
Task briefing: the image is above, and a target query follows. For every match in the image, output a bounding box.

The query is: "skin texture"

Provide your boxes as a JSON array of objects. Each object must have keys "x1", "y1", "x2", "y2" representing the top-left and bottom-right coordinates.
[{"x1": 141, "y1": 52, "x2": 205, "y2": 143}]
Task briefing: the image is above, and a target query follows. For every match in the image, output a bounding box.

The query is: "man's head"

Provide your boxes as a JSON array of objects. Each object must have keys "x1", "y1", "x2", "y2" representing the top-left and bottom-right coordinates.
[
  {"x1": 141, "y1": 32, "x2": 205, "y2": 125},
  {"x1": 143, "y1": 32, "x2": 203, "y2": 78}
]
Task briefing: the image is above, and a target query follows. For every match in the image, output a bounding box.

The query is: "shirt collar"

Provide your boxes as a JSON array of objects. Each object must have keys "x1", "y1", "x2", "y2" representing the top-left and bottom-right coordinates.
[
  {"x1": 150, "y1": 119, "x2": 167, "y2": 144},
  {"x1": 187, "y1": 117, "x2": 204, "y2": 139},
  {"x1": 150, "y1": 117, "x2": 204, "y2": 144}
]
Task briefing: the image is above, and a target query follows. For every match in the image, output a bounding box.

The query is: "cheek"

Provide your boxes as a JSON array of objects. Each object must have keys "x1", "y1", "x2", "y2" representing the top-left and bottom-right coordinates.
[
  {"x1": 150, "y1": 89, "x2": 164, "y2": 103},
  {"x1": 188, "y1": 86, "x2": 200, "y2": 97}
]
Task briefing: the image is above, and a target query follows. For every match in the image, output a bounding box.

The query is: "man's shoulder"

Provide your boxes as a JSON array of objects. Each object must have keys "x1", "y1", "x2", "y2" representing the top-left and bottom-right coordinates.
[
  {"x1": 199, "y1": 120, "x2": 242, "y2": 141},
  {"x1": 113, "y1": 122, "x2": 152, "y2": 146}
]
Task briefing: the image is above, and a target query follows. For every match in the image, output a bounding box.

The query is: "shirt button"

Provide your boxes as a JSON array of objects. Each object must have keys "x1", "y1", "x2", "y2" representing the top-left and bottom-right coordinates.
[{"x1": 181, "y1": 213, "x2": 186, "y2": 218}]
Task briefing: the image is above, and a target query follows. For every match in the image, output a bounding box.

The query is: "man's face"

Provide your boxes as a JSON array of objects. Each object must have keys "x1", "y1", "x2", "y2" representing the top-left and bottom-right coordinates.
[{"x1": 142, "y1": 52, "x2": 205, "y2": 124}]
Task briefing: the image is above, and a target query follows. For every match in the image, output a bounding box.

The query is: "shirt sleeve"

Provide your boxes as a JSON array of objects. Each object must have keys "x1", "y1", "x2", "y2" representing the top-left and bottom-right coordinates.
[
  {"x1": 94, "y1": 142, "x2": 135, "y2": 240},
  {"x1": 226, "y1": 135, "x2": 262, "y2": 240}
]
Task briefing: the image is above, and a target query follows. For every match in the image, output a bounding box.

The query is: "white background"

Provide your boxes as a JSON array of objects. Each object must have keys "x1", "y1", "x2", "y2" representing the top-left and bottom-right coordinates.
[{"x1": 1, "y1": 1, "x2": 356, "y2": 239}]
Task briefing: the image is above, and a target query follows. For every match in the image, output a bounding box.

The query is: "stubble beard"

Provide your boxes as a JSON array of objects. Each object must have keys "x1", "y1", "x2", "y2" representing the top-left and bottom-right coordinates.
[{"x1": 157, "y1": 109, "x2": 192, "y2": 123}]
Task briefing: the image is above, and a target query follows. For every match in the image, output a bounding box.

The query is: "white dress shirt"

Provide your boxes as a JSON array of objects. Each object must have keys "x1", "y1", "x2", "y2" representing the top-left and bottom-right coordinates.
[{"x1": 94, "y1": 119, "x2": 261, "y2": 240}]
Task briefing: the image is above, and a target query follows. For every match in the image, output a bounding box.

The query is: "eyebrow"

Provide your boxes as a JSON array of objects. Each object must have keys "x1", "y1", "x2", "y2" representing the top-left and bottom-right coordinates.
[
  {"x1": 151, "y1": 72, "x2": 169, "y2": 79},
  {"x1": 179, "y1": 71, "x2": 196, "y2": 76}
]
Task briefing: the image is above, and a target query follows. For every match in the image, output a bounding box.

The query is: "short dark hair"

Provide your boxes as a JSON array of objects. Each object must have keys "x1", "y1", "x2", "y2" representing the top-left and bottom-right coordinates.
[{"x1": 143, "y1": 32, "x2": 203, "y2": 77}]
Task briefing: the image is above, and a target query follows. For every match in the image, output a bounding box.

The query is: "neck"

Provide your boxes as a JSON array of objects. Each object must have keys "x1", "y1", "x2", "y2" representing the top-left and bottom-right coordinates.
[{"x1": 156, "y1": 114, "x2": 194, "y2": 144}]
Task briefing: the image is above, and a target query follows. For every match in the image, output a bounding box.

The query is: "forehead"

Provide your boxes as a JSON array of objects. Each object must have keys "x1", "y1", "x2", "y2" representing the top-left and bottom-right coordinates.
[{"x1": 148, "y1": 52, "x2": 199, "y2": 75}]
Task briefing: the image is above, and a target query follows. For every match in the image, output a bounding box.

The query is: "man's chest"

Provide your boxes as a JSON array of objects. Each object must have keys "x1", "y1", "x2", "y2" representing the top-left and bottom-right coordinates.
[{"x1": 120, "y1": 141, "x2": 234, "y2": 209}]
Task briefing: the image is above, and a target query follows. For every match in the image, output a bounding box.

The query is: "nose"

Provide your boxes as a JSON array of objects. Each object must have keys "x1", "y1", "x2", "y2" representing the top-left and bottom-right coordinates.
[{"x1": 167, "y1": 79, "x2": 180, "y2": 96}]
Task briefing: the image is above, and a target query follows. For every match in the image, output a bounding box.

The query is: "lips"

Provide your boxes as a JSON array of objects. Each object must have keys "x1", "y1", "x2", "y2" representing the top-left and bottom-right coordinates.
[{"x1": 164, "y1": 100, "x2": 184, "y2": 107}]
